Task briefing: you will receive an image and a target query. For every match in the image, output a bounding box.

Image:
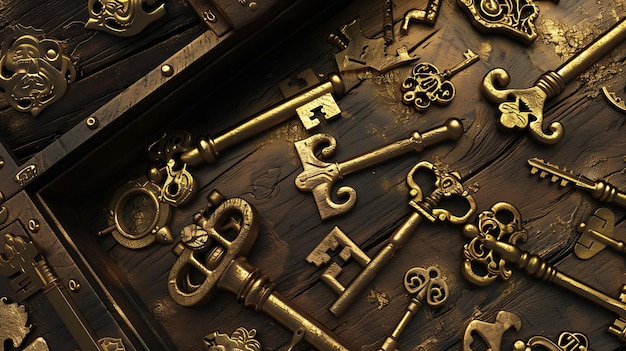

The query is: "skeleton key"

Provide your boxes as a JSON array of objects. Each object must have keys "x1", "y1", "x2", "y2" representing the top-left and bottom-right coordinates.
[
  {"x1": 477, "y1": 233, "x2": 626, "y2": 342},
  {"x1": 402, "y1": 50, "x2": 480, "y2": 111},
  {"x1": 308, "y1": 161, "x2": 476, "y2": 317},
  {"x1": 527, "y1": 157, "x2": 626, "y2": 209},
  {"x1": 168, "y1": 191, "x2": 354, "y2": 351},
  {"x1": 295, "y1": 118, "x2": 464, "y2": 219},
  {"x1": 0, "y1": 233, "x2": 101, "y2": 351},
  {"x1": 575, "y1": 207, "x2": 626, "y2": 259},
  {"x1": 482, "y1": 17, "x2": 626, "y2": 144},
  {"x1": 379, "y1": 266, "x2": 449, "y2": 351}
]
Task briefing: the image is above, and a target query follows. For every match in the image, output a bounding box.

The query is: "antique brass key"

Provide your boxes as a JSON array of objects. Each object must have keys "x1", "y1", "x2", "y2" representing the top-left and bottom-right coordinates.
[
  {"x1": 528, "y1": 157, "x2": 626, "y2": 209},
  {"x1": 482, "y1": 17, "x2": 626, "y2": 144},
  {"x1": 168, "y1": 191, "x2": 353, "y2": 351},
  {"x1": 0, "y1": 233, "x2": 101, "y2": 351},
  {"x1": 379, "y1": 266, "x2": 449, "y2": 351},
  {"x1": 307, "y1": 161, "x2": 476, "y2": 317},
  {"x1": 295, "y1": 118, "x2": 464, "y2": 219},
  {"x1": 477, "y1": 233, "x2": 626, "y2": 342},
  {"x1": 576, "y1": 207, "x2": 626, "y2": 259}
]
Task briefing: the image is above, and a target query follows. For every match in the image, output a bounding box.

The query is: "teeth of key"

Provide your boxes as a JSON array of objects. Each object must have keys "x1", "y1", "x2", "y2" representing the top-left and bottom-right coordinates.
[
  {"x1": 168, "y1": 191, "x2": 354, "y2": 351},
  {"x1": 295, "y1": 118, "x2": 465, "y2": 220},
  {"x1": 482, "y1": 18, "x2": 626, "y2": 144},
  {"x1": 527, "y1": 157, "x2": 626, "y2": 209}
]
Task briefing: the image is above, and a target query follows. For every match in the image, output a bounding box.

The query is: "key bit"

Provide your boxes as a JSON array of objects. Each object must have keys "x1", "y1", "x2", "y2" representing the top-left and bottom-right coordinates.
[
  {"x1": 482, "y1": 17, "x2": 626, "y2": 144},
  {"x1": 0, "y1": 233, "x2": 100, "y2": 351},
  {"x1": 379, "y1": 266, "x2": 449, "y2": 351},
  {"x1": 308, "y1": 161, "x2": 476, "y2": 317},
  {"x1": 576, "y1": 207, "x2": 626, "y2": 259},
  {"x1": 295, "y1": 118, "x2": 464, "y2": 220},
  {"x1": 602, "y1": 86, "x2": 626, "y2": 113},
  {"x1": 463, "y1": 311, "x2": 522, "y2": 351},
  {"x1": 168, "y1": 191, "x2": 353, "y2": 351},
  {"x1": 330, "y1": 18, "x2": 419, "y2": 73},
  {"x1": 477, "y1": 233, "x2": 626, "y2": 340},
  {"x1": 401, "y1": 0, "x2": 441, "y2": 30},
  {"x1": 527, "y1": 157, "x2": 626, "y2": 209},
  {"x1": 402, "y1": 50, "x2": 480, "y2": 111}
]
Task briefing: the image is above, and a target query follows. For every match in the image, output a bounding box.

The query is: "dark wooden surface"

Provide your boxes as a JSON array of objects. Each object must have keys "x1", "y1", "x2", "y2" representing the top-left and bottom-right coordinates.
[{"x1": 2, "y1": 0, "x2": 626, "y2": 350}]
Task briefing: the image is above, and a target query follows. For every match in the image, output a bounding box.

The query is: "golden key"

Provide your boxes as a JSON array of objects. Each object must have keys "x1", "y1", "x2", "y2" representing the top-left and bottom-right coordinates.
[
  {"x1": 307, "y1": 161, "x2": 476, "y2": 317},
  {"x1": 295, "y1": 118, "x2": 464, "y2": 220},
  {"x1": 477, "y1": 232, "x2": 626, "y2": 343},
  {"x1": 168, "y1": 190, "x2": 353, "y2": 351},
  {"x1": 482, "y1": 17, "x2": 626, "y2": 144}
]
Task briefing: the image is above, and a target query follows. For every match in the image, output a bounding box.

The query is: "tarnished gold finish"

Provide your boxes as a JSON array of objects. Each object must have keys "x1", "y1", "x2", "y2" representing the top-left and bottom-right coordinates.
[
  {"x1": 482, "y1": 17, "x2": 626, "y2": 144},
  {"x1": 86, "y1": 0, "x2": 166, "y2": 37},
  {"x1": 457, "y1": 0, "x2": 557, "y2": 44},
  {"x1": 0, "y1": 297, "x2": 31, "y2": 350},
  {"x1": 329, "y1": 19, "x2": 419, "y2": 73},
  {"x1": 402, "y1": 50, "x2": 479, "y2": 111},
  {"x1": 168, "y1": 191, "x2": 353, "y2": 351},
  {"x1": 602, "y1": 86, "x2": 626, "y2": 113},
  {"x1": 512, "y1": 331, "x2": 591, "y2": 351},
  {"x1": 204, "y1": 327, "x2": 261, "y2": 351},
  {"x1": 295, "y1": 118, "x2": 464, "y2": 219},
  {"x1": 462, "y1": 202, "x2": 527, "y2": 286},
  {"x1": 98, "y1": 337, "x2": 126, "y2": 351},
  {"x1": 308, "y1": 160, "x2": 476, "y2": 317},
  {"x1": 0, "y1": 234, "x2": 100, "y2": 351},
  {"x1": 478, "y1": 233, "x2": 626, "y2": 335},
  {"x1": 180, "y1": 73, "x2": 345, "y2": 167},
  {"x1": 402, "y1": 0, "x2": 441, "y2": 30},
  {"x1": 379, "y1": 266, "x2": 449, "y2": 351},
  {"x1": 23, "y1": 337, "x2": 49, "y2": 351},
  {"x1": 576, "y1": 208, "x2": 625, "y2": 259},
  {"x1": 0, "y1": 25, "x2": 76, "y2": 116},
  {"x1": 295, "y1": 93, "x2": 341, "y2": 130},
  {"x1": 528, "y1": 158, "x2": 626, "y2": 208},
  {"x1": 463, "y1": 311, "x2": 522, "y2": 351},
  {"x1": 99, "y1": 180, "x2": 173, "y2": 249}
]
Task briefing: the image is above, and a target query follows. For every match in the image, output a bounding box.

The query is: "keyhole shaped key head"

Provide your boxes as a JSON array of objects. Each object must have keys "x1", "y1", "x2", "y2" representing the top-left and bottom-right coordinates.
[{"x1": 168, "y1": 196, "x2": 259, "y2": 307}]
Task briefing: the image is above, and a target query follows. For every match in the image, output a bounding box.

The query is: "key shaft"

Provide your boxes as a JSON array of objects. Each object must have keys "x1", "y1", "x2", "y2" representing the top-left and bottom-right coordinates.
[
  {"x1": 480, "y1": 234, "x2": 626, "y2": 319},
  {"x1": 528, "y1": 158, "x2": 626, "y2": 209},
  {"x1": 181, "y1": 74, "x2": 345, "y2": 166}
]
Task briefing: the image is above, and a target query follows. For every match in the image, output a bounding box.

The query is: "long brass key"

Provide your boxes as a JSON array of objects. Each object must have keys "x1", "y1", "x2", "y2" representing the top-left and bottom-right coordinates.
[
  {"x1": 0, "y1": 233, "x2": 101, "y2": 351},
  {"x1": 307, "y1": 161, "x2": 476, "y2": 317},
  {"x1": 168, "y1": 191, "x2": 353, "y2": 351},
  {"x1": 482, "y1": 17, "x2": 626, "y2": 144},
  {"x1": 295, "y1": 118, "x2": 464, "y2": 219},
  {"x1": 527, "y1": 157, "x2": 626, "y2": 209},
  {"x1": 379, "y1": 266, "x2": 449, "y2": 351},
  {"x1": 477, "y1": 233, "x2": 626, "y2": 343}
]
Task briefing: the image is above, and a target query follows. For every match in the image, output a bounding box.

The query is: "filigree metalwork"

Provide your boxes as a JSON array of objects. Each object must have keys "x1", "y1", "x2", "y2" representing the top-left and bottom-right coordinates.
[
  {"x1": 0, "y1": 25, "x2": 76, "y2": 116},
  {"x1": 456, "y1": 0, "x2": 548, "y2": 44},
  {"x1": 86, "y1": 0, "x2": 166, "y2": 37},
  {"x1": 462, "y1": 202, "x2": 527, "y2": 286},
  {"x1": 0, "y1": 297, "x2": 31, "y2": 350},
  {"x1": 204, "y1": 327, "x2": 261, "y2": 351},
  {"x1": 513, "y1": 331, "x2": 590, "y2": 351}
]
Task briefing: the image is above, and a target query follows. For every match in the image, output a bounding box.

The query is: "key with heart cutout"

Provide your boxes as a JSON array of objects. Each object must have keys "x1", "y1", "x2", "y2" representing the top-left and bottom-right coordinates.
[
  {"x1": 482, "y1": 17, "x2": 626, "y2": 144},
  {"x1": 528, "y1": 157, "x2": 626, "y2": 209},
  {"x1": 306, "y1": 161, "x2": 476, "y2": 317},
  {"x1": 379, "y1": 266, "x2": 449, "y2": 351},
  {"x1": 477, "y1": 232, "x2": 626, "y2": 343},
  {"x1": 294, "y1": 118, "x2": 464, "y2": 220},
  {"x1": 0, "y1": 233, "x2": 101, "y2": 351},
  {"x1": 168, "y1": 190, "x2": 353, "y2": 351}
]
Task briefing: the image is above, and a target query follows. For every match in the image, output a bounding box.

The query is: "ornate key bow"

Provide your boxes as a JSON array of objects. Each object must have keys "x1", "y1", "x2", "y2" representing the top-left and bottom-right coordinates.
[{"x1": 462, "y1": 202, "x2": 528, "y2": 286}]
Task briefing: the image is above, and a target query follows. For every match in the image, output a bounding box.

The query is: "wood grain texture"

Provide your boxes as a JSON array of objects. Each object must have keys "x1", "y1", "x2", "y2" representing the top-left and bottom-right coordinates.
[{"x1": 8, "y1": 0, "x2": 626, "y2": 350}]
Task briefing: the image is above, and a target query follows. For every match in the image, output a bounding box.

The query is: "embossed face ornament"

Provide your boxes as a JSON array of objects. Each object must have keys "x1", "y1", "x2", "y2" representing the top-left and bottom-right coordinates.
[
  {"x1": 0, "y1": 26, "x2": 75, "y2": 116},
  {"x1": 86, "y1": 0, "x2": 166, "y2": 37}
]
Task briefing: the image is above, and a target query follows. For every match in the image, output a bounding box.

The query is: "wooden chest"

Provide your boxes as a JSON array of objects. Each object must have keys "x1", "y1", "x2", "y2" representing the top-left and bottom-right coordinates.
[{"x1": 1, "y1": 0, "x2": 626, "y2": 350}]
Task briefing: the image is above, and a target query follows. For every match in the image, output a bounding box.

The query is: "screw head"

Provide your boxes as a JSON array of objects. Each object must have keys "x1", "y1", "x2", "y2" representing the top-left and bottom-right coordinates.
[
  {"x1": 68, "y1": 279, "x2": 81, "y2": 292},
  {"x1": 161, "y1": 64, "x2": 174, "y2": 77},
  {"x1": 86, "y1": 116, "x2": 99, "y2": 129},
  {"x1": 28, "y1": 219, "x2": 40, "y2": 233},
  {"x1": 0, "y1": 156, "x2": 4, "y2": 169},
  {"x1": 249, "y1": 1, "x2": 257, "y2": 10}
]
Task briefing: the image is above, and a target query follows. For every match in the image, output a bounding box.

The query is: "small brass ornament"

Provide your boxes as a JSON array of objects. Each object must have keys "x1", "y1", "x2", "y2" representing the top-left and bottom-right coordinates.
[{"x1": 86, "y1": 0, "x2": 166, "y2": 37}]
